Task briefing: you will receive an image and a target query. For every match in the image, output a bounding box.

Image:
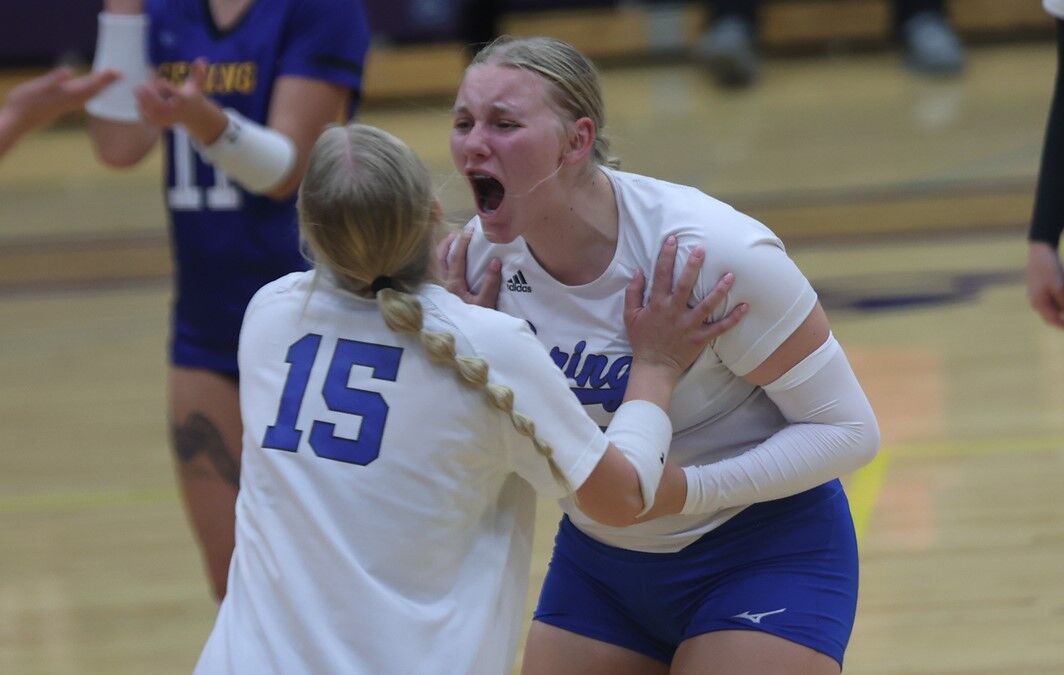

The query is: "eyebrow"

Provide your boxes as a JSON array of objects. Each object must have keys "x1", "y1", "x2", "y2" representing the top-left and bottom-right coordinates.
[{"x1": 451, "y1": 102, "x2": 515, "y2": 115}]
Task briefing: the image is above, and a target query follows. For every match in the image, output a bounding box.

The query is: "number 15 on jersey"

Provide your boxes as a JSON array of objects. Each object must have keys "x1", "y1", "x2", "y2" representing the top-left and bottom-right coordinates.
[{"x1": 262, "y1": 334, "x2": 403, "y2": 466}]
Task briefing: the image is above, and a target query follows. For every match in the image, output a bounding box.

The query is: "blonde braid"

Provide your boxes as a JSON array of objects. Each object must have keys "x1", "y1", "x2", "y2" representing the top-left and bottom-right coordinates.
[{"x1": 378, "y1": 288, "x2": 570, "y2": 491}]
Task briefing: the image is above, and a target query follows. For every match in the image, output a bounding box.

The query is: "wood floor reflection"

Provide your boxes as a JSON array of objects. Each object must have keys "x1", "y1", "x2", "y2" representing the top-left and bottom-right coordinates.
[{"x1": 2, "y1": 42, "x2": 1062, "y2": 674}]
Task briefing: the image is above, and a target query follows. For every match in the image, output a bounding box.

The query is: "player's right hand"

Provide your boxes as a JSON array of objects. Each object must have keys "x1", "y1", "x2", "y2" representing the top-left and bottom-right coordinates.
[{"x1": 436, "y1": 223, "x2": 502, "y2": 309}]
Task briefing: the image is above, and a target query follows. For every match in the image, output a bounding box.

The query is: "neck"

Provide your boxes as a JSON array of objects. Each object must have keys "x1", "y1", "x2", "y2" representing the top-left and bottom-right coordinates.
[{"x1": 523, "y1": 166, "x2": 618, "y2": 286}]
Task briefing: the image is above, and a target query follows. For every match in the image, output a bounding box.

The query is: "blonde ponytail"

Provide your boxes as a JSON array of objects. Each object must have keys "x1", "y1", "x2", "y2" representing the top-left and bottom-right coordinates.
[{"x1": 379, "y1": 287, "x2": 569, "y2": 491}]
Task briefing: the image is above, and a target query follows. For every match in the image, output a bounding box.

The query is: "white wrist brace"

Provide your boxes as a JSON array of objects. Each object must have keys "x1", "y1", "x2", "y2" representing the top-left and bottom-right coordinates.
[
  {"x1": 86, "y1": 13, "x2": 150, "y2": 123},
  {"x1": 681, "y1": 334, "x2": 880, "y2": 515},
  {"x1": 196, "y1": 108, "x2": 296, "y2": 194},
  {"x1": 605, "y1": 400, "x2": 673, "y2": 516}
]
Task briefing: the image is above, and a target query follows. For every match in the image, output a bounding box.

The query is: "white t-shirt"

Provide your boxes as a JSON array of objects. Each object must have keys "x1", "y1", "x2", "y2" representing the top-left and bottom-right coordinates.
[
  {"x1": 194, "y1": 273, "x2": 609, "y2": 675},
  {"x1": 463, "y1": 168, "x2": 817, "y2": 552},
  {"x1": 1046, "y1": 0, "x2": 1064, "y2": 19}
]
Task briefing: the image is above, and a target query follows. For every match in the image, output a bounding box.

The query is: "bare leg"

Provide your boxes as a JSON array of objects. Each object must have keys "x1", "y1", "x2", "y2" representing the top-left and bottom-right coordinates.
[
  {"x1": 521, "y1": 621, "x2": 669, "y2": 675},
  {"x1": 169, "y1": 366, "x2": 242, "y2": 601},
  {"x1": 672, "y1": 630, "x2": 840, "y2": 675}
]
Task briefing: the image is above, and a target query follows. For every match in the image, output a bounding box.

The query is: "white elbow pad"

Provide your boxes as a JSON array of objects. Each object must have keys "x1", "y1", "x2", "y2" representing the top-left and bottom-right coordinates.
[
  {"x1": 605, "y1": 400, "x2": 673, "y2": 516},
  {"x1": 681, "y1": 334, "x2": 879, "y2": 516},
  {"x1": 86, "y1": 13, "x2": 151, "y2": 123},
  {"x1": 196, "y1": 109, "x2": 296, "y2": 194}
]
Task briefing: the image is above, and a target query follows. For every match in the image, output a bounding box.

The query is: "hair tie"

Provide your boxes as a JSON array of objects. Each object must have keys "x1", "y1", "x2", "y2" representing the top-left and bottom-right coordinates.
[{"x1": 370, "y1": 276, "x2": 393, "y2": 293}]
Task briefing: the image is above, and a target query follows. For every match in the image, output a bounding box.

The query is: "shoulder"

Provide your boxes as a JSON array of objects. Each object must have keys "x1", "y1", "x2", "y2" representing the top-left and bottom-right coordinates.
[
  {"x1": 609, "y1": 168, "x2": 783, "y2": 264},
  {"x1": 420, "y1": 285, "x2": 529, "y2": 342},
  {"x1": 248, "y1": 271, "x2": 308, "y2": 306}
]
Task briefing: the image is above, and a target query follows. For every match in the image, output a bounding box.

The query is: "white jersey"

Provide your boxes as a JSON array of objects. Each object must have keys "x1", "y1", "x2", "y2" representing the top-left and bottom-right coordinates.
[
  {"x1": 463, "y1": 168, "x2": 817, "y2": 552},
  {"x1": 1047, "y1": 0, "x2": 1064, "y2": 19},
  {"x1": 194, "y1": 273, "x2": 609, "y2": 675}
]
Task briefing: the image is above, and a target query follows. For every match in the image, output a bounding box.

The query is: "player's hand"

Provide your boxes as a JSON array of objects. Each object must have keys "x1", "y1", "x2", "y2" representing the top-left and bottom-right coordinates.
[
  {"x1": 136, "y1": 58, "x2": 226, "y2": 143},
  {"x1": 3, "y1": 67, "x2": 120, "y2": 130},
  {"x1": 624, "y1": 235, "x2": 745, "y2": 376},
  {"x1": 1027, "y1": 241, "x2": 1064, "y2": 329},
  {"x1": 436, "y1": 223, "x2": 502, "y2": 309}
]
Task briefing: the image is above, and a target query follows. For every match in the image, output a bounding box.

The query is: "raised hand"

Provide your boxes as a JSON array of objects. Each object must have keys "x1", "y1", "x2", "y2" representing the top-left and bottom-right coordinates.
[{"x1": 135, "y1": 58, "x2": 227, "y2": 145}]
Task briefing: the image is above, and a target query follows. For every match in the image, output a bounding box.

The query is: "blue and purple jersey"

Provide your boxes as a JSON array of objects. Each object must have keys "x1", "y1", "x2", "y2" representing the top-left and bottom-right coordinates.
[{"x1": 146, "y1": 0, "x2": 370, "y2": 374}]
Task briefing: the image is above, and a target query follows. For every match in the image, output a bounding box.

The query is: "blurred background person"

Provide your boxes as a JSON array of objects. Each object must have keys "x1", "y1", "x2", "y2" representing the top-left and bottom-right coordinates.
[
  {"x1": 1028, "y1": 0, "x2": 1064, "y2": 329},
  {"x1": 84, "y1": 0, "x2": 371, "y2": 601},
  {"x1": 695, "y1": 0, "x2": 965, "y2": 88}
]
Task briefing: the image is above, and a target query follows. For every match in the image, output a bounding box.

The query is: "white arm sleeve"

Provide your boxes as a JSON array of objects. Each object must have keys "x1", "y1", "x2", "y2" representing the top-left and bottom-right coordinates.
[
  {"x1": 195, "y1": 109, "x2": 296, "y2": 194},
  {"x1": 86, "y1": 13, "x2": 151, "y2": 122},
  {"x1": 681, "y1": 334, "x2": 880, "y2": 515}
]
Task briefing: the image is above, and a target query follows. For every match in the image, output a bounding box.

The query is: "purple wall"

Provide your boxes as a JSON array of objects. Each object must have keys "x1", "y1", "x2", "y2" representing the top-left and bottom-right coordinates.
[
  {"x1": 0, "y1": 1, "x2": 619, "y2": 63},
  {"x1": 0, "y1": 2, "x2": 103, "y2": 64}
]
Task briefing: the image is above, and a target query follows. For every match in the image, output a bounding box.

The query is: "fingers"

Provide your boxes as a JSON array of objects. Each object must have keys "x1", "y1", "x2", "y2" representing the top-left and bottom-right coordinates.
[
  {"x1": 698, "y1": 302, "x2": 747, "y2": 341},
  {"x1": 447, "y1": 225, "x2": 473, "y2": 292},
  {"x1": 624, "y1": 269, "x2": 646, "y2": 318},
  {"x1": 435, "y1": 231, "x2": 458, "y2": 278},
  {"x1": 42, "y1": 67, "x2": 75, "y2": 88},
  {"x1": 1033, "y1": 293, "x2": 1064, "y2": 329},
  {"x1": 68, "y1": 70, "x2": 121, "y2": 104},
  {"x1": 134, "y1": 81, "x2": 175, "y2": 125},
  {"x1": 672, "y1": 246, "x2": 704, "y2": 305},
  {"x1": 650, "y1": 235, "x2": 678, "y2": 301},
  {"x1": 474, "y1": 259, "x2": 503, "y2": 308},
  {"x1": 692, "y1": 272, "x2": 734, "y2": 322},
  {"x1": 189, "y1": 58, "x2": 209, "y2": 93}
]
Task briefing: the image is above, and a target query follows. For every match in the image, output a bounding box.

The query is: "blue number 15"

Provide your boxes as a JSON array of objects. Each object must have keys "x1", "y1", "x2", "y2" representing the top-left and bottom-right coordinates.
[{"x1": 262, "y1": 334, "x2": 403, "y2": 465}]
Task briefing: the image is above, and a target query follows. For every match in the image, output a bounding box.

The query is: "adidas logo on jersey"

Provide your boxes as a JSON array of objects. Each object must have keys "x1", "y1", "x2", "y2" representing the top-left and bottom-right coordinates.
[{"x1": 506, "y1": 270, "x2": 532, "y2": 293}]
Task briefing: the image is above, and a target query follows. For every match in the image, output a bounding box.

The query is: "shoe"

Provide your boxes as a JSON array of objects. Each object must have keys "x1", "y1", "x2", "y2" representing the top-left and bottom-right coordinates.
[
  {"x1": 902, "y1": 11, "x2": 965, "y2": 75},
  {"x1": 694, "y1": 16, "x2": 759, "y2": 88}
]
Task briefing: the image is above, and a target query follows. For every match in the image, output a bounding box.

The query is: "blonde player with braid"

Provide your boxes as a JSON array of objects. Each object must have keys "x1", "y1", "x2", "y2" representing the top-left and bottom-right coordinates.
[{"x1": 193, "y1": 123, "x2": 743, "y2": 675}]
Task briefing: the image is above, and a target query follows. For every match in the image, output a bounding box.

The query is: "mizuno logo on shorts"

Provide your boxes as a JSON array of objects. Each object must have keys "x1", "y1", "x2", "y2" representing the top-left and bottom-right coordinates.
[
  {"x1": 506, "y1": 270, "x2": 532, "y2": 293},
  {"x1": 732, "y1": 608, "x2": 787, "y2": 624}
]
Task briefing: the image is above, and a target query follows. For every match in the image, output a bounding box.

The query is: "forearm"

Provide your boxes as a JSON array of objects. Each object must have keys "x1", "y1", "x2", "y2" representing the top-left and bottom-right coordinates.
[
  {"x1": 88, "y1": 116, "x2": 158, "y2": 167},
  {"x1": 682, "y1": 334, "x2": 880, "y2": 515}
]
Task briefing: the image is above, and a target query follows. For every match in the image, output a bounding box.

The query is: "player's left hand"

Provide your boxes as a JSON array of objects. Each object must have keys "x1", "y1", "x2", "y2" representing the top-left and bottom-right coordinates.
[
  {"x1": 625, "y1": 235, "x2": 746, "y2": 375},
  {"x1": 437, "y1": 223, "x2": 502, "y2": 308}
]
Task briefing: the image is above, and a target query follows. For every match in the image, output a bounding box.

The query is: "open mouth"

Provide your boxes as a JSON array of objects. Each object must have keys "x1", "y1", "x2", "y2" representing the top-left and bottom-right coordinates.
[{"x1": 470, "y1": 173, "x2": 505, "y2": 214}]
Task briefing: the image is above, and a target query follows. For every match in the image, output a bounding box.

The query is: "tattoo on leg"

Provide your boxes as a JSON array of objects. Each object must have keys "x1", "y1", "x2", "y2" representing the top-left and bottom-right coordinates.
[{"x1": 173, "y1": 412, "x2": 241, "y2": 489}]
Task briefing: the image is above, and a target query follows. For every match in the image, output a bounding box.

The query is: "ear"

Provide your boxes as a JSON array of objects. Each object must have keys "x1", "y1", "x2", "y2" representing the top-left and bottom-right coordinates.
[{"x1": 561, "y1": 117, "x2": 597, "y2": 166}]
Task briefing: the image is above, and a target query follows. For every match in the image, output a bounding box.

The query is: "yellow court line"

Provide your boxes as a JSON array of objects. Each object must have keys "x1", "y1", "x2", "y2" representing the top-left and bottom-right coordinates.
[
  {"x1": 0, "y1": 486, "x2": 178, "y2": 515},
  {"x1": 846, "y1": 451, "x2": 890, "y2": 544}
]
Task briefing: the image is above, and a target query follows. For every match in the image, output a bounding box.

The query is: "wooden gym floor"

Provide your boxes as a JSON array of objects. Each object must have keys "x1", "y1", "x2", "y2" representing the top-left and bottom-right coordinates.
[{"x1": 1, "y1": 38, "x2": 1063, "y2": 675}]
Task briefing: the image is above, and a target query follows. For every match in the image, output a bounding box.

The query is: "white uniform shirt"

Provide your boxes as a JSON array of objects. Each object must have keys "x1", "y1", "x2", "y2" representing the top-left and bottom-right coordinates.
[
  {"x1": 1047, "y1": 0, "x2": 1064, "y2": 19},
  {"x1": 194, "y1": 273, "x2": 609, "y2": 675},
  {"x1": 463, "y1": 168, "x2": 818, "y2": 552}
]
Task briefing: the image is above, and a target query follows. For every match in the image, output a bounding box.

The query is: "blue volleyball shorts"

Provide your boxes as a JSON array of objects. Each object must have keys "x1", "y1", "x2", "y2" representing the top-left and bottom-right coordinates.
[{"x1": 533, "y1": 480, "x2": 858, "y2": 667}]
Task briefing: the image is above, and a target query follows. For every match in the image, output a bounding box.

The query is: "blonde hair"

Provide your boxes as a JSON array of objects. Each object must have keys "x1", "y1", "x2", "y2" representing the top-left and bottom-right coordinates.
[
  {"x1": 470, "y1": 36, "x2": 620, "y2": 169},
  {"x1": 299, "y1": 124, "x2": 569, "y2": 489}
]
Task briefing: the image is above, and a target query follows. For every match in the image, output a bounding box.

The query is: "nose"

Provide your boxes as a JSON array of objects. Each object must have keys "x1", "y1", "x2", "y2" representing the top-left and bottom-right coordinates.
[{"x1": 462, "y1": 122, "x2": 490, "y2": 161}]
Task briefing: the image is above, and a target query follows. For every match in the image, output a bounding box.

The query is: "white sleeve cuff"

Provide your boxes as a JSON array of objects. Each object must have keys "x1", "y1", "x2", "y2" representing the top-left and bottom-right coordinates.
[
  {"x1": 86, "y1": 12, "x2": 151, "y2": 123},
  {"x1": 195, "y1": 109, "x2": 296, "y2": 194},
  {"x1": 605, "y1": 400, "x2": 673, "y2": 516}
]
